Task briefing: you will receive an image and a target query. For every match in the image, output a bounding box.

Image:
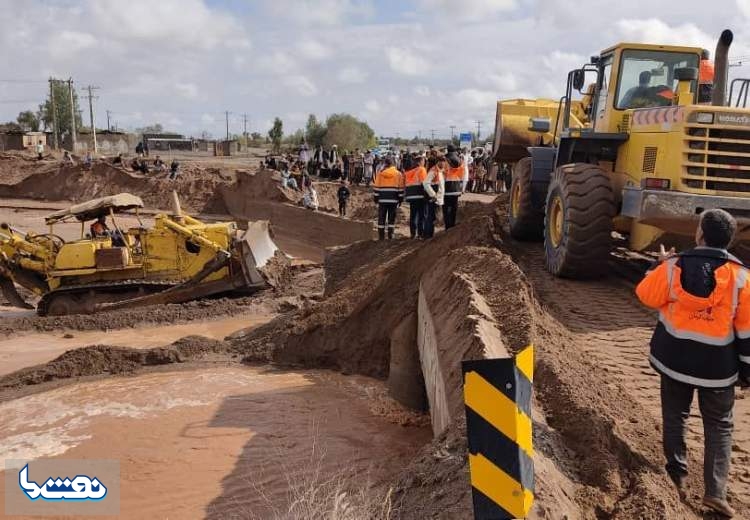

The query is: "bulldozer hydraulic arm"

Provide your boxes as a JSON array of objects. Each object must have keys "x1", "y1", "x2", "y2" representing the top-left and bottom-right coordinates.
[{"x1": 159, "y1": 218, "x2": 229, "y2": 255}]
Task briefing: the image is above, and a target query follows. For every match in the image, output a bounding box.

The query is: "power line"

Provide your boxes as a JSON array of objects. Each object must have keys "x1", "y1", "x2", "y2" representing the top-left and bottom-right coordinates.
[{"x1": 84, "y1": 85, "x2": 100, "y2": 153}]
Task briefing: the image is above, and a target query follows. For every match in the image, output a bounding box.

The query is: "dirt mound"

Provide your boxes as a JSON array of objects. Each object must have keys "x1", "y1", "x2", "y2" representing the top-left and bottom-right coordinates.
[
  {"x1": 0, "y1": 161, "x2": 227, "y2": 212},
  {"x1": 0, "y1": 152, "x2": 61, "y2": 184},
  {"x1": 229, "y1": 206, "x2": 706, "y2": 518},
  {"x1": 0, "y1": 336, "x2": 226, "y2": 392},
  {"x1": 233, "y1": 216, "x2": 499, "y2": 377}
]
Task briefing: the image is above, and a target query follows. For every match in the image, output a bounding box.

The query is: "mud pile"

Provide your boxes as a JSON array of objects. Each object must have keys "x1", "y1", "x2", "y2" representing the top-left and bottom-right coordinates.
[
  {"x1": 229, "y1": 209, "x2": 708, "y2": 518},
  {"x1": 0, "y1": 161, "x2": 227, "y2": 212},
  {"x1": 0, "y1": 152, "x2": 61, "y2": 184}
]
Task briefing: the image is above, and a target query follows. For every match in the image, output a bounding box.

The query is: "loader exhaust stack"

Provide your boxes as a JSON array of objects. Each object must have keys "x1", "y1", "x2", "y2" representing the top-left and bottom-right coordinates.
[{"x1": 712, "y1": 29, "x2": 733, "y2": 107}]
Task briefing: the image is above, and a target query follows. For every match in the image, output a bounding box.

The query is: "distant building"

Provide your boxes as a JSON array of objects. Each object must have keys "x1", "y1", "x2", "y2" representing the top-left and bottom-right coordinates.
[
  {"x1": 142, "y1": 133, "x2": 193, "y2": 152},
  {"x1": 64, "y1": 129, "x2": 136, "y2": 155},
  {"x1": 0, "y1": 131, "x2": 47, "y2": 151}
]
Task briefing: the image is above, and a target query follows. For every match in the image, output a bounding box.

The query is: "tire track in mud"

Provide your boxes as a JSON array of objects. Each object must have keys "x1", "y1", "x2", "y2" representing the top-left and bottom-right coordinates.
[{"x1": 513, "y1": 244, "x2": 750, "y2": 510}]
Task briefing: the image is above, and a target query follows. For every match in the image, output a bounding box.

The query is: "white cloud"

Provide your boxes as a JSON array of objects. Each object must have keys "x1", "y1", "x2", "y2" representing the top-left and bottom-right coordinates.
[
  {"x1": 52, "y1": 31, "x2": 96, "y2": 53},
  {"x1": 386, "y1": 47, "x2": 430, "y2": 76},
  {"x1": 615, "y1": 19, "x2": 713, "y2": 50},
  {"x1": 365, "y1": 99, "x2": 381, "y2": 112},
  {"x1": 283, "y1": 75, "x2": 318, "y2": 97},
  {"x1": 454, "y1": 88, "x2": 498, "y2": 109},
  {"x1": 414, "y1": 85, "x2": 431, "y2": 96},
  {"x1": 337, "y1": 66, "x2": 368, "y2": 83},
  {"x1": 258, "y1": 51, "x2": 298, "y2": 75},
  {"x1": 388, "y1": 94, "x2": 399, "y2": 105},
  {"x1": 418, "y1": 0, "x2": 517, "y2": 22},
  {"x1": 297, "y1": 39, "x2": 332, "y2": 60},
  {"x1": 175, "y1": 83, "x2": 199, "y2": 99},
  {"x1": 87, "y1": 0, "x2": 247, "y2": 50},
  {"x1": 262, "y1": 0, "x2": 373, "y2": 26},
  {"x1": 201, "y1": 113, "x2": 216, "y2": 125}
]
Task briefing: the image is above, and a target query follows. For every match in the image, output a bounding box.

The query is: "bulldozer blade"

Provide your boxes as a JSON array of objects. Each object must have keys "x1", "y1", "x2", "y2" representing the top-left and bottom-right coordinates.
[
  {"x1": 0, "y1": 276, "x2": 33, "y2": 309},
  {"x1": 236, "y1": 220, "x2": 286, "y2": 288}
]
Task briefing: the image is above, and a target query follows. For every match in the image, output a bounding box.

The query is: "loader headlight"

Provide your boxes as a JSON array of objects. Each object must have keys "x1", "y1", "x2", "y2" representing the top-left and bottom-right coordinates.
[{"x1": 696, "y1": 112, "x2": 714, "y2": 124}]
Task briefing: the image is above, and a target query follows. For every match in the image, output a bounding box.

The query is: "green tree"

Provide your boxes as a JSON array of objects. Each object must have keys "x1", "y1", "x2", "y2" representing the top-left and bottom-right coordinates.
[
  {"x1": 135, "y1": 123, "x2": 165, "y2": 134},
  {"x1": 250, "y1": 132, "x2": 262, "y2": 141},
  {"x1": 305, "y1": 114, "x2": 325, "y2": 147},
  {"x1": 39, "y1": 80, "x2": 82, "y2": 137},
  {"x1": 16, "y1": 110, "x2": 40, "y2": 132},
  {"x1": 322, "y1": 113, "x2": 376, "y2": 151},
  {"x1": 284, "y1": 128, "x2": 305, "y2": 145},
  {"x1": 268, "y1": 117, "x2": 283, "y2": 152}
]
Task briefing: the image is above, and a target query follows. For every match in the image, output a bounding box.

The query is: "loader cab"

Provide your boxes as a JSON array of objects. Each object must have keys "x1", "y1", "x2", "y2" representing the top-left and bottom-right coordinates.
[{"x1": 589, "y1": 43, "x2": 702, "y2": 134}]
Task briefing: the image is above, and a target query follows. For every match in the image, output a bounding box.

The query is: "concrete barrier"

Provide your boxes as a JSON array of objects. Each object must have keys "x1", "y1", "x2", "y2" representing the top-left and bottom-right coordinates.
[{"x1": 417, "y1": 286, "x2": 451, "y2": 436}]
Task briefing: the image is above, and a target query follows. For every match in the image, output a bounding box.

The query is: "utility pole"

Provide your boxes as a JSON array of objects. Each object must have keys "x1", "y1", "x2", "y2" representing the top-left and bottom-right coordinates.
[
  {"x1": 449, "y1": 125, "x2": 456, "y2": 140},
  {"x1": 430, "y1": 129, "x2": 435, "y2": 144},
  {"x1": 475, "y1": 120, "x2": 482, "y2": 140},
  {"x1": 225, "y1": 111, "x2": 230, "y2": 141},
  {"x1": 49, "y1": 78, "x2": 59, "y2": 150},
  {"x1": 106, "y1": 110, "x2": 111, "y2": 132},
  {"x1": 242, "y1": 113, "x2": 248, "y2": 150},
  {"x1": 85, "y1": 85, "x2": 100, "y2": 154},
  {"x1": 67, "y1": 78, "x2": 77, "y2": 151}
]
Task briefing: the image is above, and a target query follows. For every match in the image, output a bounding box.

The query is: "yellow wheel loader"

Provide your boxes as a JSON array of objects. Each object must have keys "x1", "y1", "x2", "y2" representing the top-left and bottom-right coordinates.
[
  {"x1": 0, "y1": 192, "x2": 285, "y2": 315},
  {"x1": 493, "y1": 29, "x2": 750, "y2": 278}
]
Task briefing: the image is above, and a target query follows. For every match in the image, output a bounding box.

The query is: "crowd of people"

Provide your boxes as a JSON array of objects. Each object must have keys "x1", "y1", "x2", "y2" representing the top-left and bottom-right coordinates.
[{"x1": 265, "y1": 141, "x2": 505, "y2": 240}]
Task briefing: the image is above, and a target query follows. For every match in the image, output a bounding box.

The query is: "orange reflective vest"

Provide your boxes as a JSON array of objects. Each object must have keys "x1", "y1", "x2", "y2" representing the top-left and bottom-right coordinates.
[
  {"x1": 373, "y1": 166, "x2": 404, "y2": 204},
  {"x1": 445, "y1": 163, "x2": 464, "y2": 197},
  {"x1": 404, "y1": 166, "x2": 427, "y2": 201},
  {"x1": 636, "y1": 247, "x2": 750, "y2": 387}
]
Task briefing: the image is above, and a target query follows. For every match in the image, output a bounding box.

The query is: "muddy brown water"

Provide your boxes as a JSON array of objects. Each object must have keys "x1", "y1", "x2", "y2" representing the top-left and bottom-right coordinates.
[
  {"x1": 0, "y1": 366, "x2": 430, "y2": 519},
  {"x1": 0, "y1": 313, "x2": 272, "y2": 377}
]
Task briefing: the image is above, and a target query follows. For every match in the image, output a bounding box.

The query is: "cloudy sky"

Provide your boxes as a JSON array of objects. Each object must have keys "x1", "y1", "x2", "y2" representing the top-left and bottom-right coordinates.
[{"x1": 2, "y1": 0, "x2": 750, "y2": 140}]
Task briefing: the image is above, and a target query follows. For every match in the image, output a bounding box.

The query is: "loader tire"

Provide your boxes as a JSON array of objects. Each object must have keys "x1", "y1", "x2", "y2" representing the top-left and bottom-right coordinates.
[
  {"x1": 509, "y1": 157, "x2": 543, "y2": 241},
  {"x1": 544, "y1": 163, "x2": 615, "y2": 278}
]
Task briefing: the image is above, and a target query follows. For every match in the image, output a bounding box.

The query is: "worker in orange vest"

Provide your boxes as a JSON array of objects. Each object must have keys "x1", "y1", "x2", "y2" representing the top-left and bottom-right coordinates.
[
  {"x1": 372, "y1": 155, "x2": 404, "y2": 240},
  {"x1": 443, "y1": 145, "x2": 468, "y2": 229},
  {"x1": 636, "y1": 209, "x2": 750, "y2": 517},
  {"x1": 699, "y1": 49, "x2": 715, "y2": 104},
  {"x1": 403, "y1": 154, "x2": 428, "y2": 239}
]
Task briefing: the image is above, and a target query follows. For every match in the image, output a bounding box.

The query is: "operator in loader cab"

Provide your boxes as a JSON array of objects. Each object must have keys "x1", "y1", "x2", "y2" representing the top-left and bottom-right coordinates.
[{"x1": 636, "y1": 209, "x2": 750, "y2": 518}]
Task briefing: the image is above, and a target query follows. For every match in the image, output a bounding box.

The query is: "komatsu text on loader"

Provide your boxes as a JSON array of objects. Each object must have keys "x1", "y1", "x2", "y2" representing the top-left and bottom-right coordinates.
[
  {"x1": 493, "y1": 29, "x2": 750, "y2": 277},
  {"x1": 0, "y1": 192, "x2": 283, "y2": 315}
]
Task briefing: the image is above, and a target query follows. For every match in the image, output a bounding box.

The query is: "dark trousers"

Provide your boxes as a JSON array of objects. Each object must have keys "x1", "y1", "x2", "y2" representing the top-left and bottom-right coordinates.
[
  {"x1": 423, "y1": 201, "x2": 437, "y2": 238},
  {"x1": 443, "y1": 195, "x2": 459, "y2": 229},
  {"x1": 339, "y1": 200, "x2": 347, "y2": 217},
  {"x1": 660, "y1": 374, "x2": 734, "y2": 499},
  {"x1": 377, "y1": 203, "x2": 397, "y2": 240},
  {"x1": 408, "y1": 199, "x2": 425, "y2": 238}
]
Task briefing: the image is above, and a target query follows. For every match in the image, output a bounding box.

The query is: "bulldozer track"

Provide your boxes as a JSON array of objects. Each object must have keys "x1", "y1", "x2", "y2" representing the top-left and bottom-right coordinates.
[
  {"x1": 511, "y1": 242, "x2": 750, "y2": 507},
  {"x1": 38, "y1": 278, "x2": 181, "y2": 315}
]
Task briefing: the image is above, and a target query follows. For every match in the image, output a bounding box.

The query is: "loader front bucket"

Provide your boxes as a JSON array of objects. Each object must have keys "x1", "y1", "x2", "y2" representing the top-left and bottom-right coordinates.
[{"x1": 235, "y1": 220, "x2": 287, "y2": 288}]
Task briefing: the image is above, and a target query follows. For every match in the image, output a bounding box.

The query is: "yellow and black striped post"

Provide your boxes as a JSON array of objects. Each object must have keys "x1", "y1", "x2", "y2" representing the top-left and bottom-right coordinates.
[{"x1": 462, "y1": 345, "x2": 534, "y2": 519}]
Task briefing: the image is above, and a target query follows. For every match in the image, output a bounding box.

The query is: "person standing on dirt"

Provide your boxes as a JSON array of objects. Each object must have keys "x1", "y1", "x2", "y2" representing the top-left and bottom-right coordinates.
[
  {"x1": 35, "y1": 140, "x2": 44, "y2": 160},
  {"x1": 363, "y1": 150, "x2": 374, "y2": 186},
  {"x1": 636, "y1": 209, "x2": 750, "y2": 518},
  {"x1": 423, "y1": 155, "x2": 445, "y2": 239},
  {"x1": 443, "y1": 146, "x2": 466, "y2": 229},
  {"x1": 169, "y1": 159, "x2": 180, "y2": 180},
  {"x1": 135, "y1": 141, "x2": 144, "y2": 157},
  {"x1": 372, "y1": 156, "x2": 403, "y2": 240},
  {"x1": 404, "y1": 154, "x2": 428, "y2": 239},
  {"x1": 337, "y1": 179, "x2": 351, "y2": 217}
]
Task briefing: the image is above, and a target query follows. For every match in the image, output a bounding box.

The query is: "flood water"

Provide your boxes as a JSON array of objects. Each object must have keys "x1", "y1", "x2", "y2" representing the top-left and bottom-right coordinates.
[{"x1": 0, "y1": 366, "x2": 430, "y2": 519}]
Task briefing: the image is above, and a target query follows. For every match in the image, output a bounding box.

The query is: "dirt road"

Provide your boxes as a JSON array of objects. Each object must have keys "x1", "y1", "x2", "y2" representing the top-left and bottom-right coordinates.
[{"x1": 510, "y1": 240, "x2": 750, "y2": 512}]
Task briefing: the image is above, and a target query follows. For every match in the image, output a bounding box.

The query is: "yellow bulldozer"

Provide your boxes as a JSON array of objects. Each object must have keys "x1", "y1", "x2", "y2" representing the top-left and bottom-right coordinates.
[
  {"x1": 0, "y1": 192, "x2": 283, "y2": 315},
  {"x1": 493, "y1": 29, "x2": 750, "y2": 277}
]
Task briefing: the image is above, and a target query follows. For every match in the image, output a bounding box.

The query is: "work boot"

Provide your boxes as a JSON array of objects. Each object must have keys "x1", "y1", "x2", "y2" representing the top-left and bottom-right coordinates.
[
  {"x1": 378, "y1": 229, "x2": 385, "y2": 241},
  {"x1": 702, "y1": 496, "x2": 735, "y2": 518},
  {"x1": 387, "y1": 229, "x2": 394, "y2": 240},
  {"x1": 668, "y1": 473, "x2": 686, "y2": 500}
]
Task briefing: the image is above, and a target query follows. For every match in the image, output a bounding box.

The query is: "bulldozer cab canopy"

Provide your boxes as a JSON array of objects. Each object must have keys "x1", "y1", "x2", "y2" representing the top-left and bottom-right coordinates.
[{"x1": 45, "y1": 194, "x2": 144, "y2": 224}]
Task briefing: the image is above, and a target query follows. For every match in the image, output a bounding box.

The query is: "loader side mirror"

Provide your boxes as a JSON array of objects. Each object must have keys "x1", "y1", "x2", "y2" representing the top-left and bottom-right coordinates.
[
  {"x1": 528, "y1": 118, "x2": 551, "y2": 133},
  {"x1": 572, "y1": 69, "x2": 586, "y2": 91}
]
